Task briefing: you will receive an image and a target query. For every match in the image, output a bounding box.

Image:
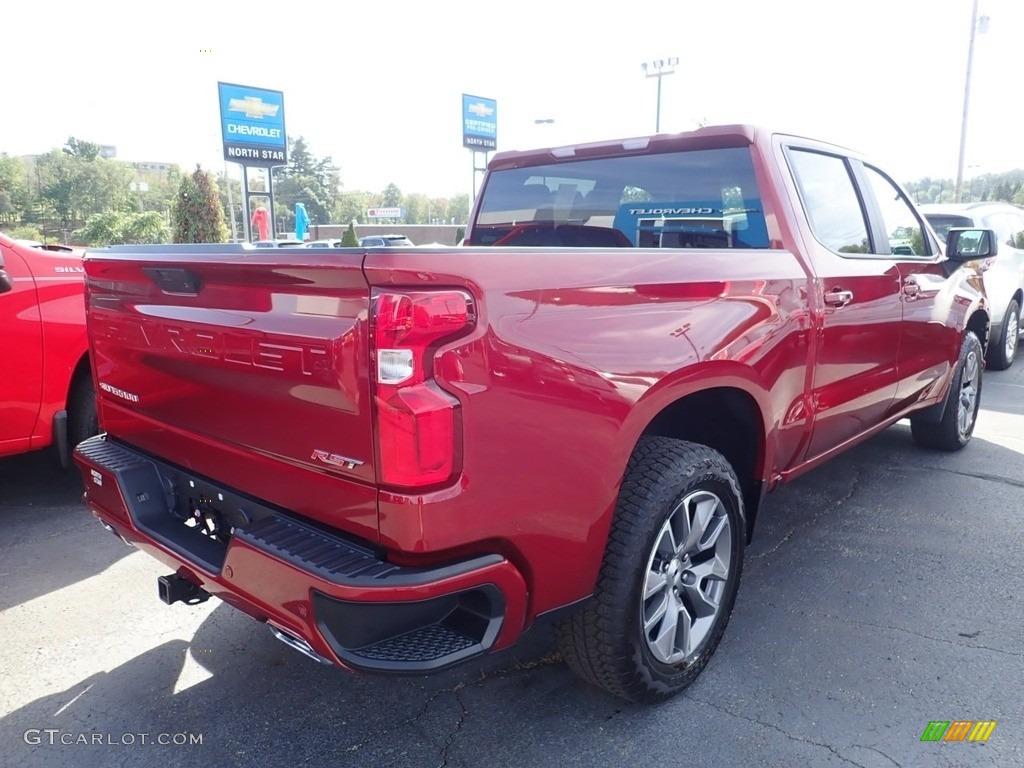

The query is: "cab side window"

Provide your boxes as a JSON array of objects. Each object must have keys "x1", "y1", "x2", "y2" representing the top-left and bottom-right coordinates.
[
  {"x1": 788, "y1": 149, "x2": 872, "y2": 255},
  {"x1": 863, "y1": 166, "x2": 932, "y2": 256}
]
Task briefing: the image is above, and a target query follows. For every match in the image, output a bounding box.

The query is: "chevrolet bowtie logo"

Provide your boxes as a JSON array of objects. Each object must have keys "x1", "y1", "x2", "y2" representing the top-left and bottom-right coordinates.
[
  {"x1": 227, "y1": 96, "x2": 280, "y2": 119},
  {"x1": 468, "y1": 102, "x2": 494, "y2": 117}
]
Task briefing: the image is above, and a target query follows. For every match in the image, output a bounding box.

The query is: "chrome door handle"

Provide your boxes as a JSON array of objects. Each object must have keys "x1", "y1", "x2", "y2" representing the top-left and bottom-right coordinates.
[
  {"x1": 823, "y1": 289, "x2": 853, "y2": 308},
  {"x1": 903, "y1": 278, "x2": 920, "y2": 300}
]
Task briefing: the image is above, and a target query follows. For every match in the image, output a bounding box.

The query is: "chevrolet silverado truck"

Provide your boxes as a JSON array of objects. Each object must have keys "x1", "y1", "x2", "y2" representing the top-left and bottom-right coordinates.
[
  {"x1": 1, "y1": 233, "x2": 98, "y2": 465},
  {"x1": 73, "y1": 125, "x2": 995, "y2": 703}
]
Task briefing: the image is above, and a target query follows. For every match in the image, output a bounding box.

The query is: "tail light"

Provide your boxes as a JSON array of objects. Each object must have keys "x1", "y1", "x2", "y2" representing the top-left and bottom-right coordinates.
[{"x1": 371, "y1": 290, "x2": 474, "y2": 487}]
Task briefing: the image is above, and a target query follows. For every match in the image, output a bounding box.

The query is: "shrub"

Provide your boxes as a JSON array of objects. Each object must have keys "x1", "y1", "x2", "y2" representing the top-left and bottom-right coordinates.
[
  {"x1": 341, "y1": 222, "x2": 359, "y2": 246},
  {"x1": 173, "y1": 165, "x2": 228, "y2": 243}
]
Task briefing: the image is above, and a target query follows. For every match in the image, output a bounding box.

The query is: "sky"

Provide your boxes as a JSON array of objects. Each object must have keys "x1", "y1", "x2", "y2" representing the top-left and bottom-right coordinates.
[{"x1": 4, "y1": 0, "x2": 1022, "y2": 199}]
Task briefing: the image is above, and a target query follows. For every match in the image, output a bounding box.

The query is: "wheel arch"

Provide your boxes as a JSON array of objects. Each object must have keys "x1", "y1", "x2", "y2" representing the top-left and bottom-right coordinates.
[
  {"x1": 66, "y1": 351, "x2": 93, "y2": 409},
  {"x1": 966, "y1": 308, "x2": 990, "y2": 354},
  {"x1": 627, "y1": 372, "x2": 771, "y2": 544}
]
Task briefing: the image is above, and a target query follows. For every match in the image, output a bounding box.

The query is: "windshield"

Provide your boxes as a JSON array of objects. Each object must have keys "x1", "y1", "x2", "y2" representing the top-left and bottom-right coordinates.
[
  {"x1": 471, "y1": 146, "x2": 770, "y2": 249},
  {"x1": 924, "y1": 214, "x2": 974, "y2": 241}
]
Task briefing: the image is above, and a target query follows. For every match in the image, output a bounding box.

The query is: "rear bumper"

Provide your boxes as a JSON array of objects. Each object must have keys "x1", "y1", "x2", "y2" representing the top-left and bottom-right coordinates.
[{"x1": 73, "y1": 435, "x2": 528, "y2": 673}]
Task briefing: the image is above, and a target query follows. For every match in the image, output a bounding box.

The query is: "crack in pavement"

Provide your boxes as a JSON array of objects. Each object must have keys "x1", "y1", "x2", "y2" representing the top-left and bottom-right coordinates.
[
  {"x1": 341, "y1": 652, "x2": 564, "y2": 762},
  {"x1": 753, "y1": 466, "x2": 862, "y2": 561},
  {"x1": 437, "y1": 683, "x2": 468, "y2": 768},
  {"x1": 683, "y1": 693, "x2": 875, "y2": 767},
  {"x1": 779, "y1": 606, "x2": 1023, "y2": 659},
  {"x1": 852, "y1": 744, "x2": 902, "y2": 767},
  {"x1": 861, "y1": 461, "x2": 1024, "y2": 492},
  {"x1": 342, "y1": 684, "x2": 455, "y2": 755}
]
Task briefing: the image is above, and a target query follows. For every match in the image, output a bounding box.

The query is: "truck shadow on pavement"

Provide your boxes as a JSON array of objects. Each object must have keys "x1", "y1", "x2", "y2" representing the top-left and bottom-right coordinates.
[
  {"x1": 1, "y1": 607, "x2": 629, "y2": 768},
  {"x1": 3, "y1": 419, "x2": 1023, "y2": 768},
  {"x1": 0, "y1": 450, "x2": 135, "y2": 612}
]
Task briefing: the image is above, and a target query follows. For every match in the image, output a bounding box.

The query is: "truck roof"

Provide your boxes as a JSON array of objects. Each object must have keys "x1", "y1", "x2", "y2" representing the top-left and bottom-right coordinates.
[{"x1": 488, "y1": 123, "x2": 862, "y2": 172}]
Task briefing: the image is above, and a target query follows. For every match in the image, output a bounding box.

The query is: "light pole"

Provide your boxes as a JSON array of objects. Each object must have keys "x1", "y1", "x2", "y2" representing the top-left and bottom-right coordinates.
[
  {"x1": 641, "y1": 58, "x2": 678, "y2": 133},
  {"x1": 955, "y1": 0, "x2": 990, "y2": 203}
]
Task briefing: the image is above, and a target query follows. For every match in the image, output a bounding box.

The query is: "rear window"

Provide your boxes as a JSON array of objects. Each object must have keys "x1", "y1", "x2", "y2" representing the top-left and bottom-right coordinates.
[
  {"x1": 924, "y1": 214, "x2": 973, "y2": 242},
  {"x1": 472, "y1": 147, "x2": 769, "y2": 249}
]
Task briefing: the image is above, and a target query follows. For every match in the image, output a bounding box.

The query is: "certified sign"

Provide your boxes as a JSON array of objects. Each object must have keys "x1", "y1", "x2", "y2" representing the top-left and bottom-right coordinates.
[
  {"x1": 462, "y1": 94, "x2": 497, "y2": 151},
  {"x1": 218, "y1": 82, "x2": 288, "y2": 167}
]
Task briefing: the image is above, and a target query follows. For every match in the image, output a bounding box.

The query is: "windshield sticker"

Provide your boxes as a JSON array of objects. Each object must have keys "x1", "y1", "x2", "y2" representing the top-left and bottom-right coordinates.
[{"x1": 612, "y1": 200, "x2": 768, "y2": 248}]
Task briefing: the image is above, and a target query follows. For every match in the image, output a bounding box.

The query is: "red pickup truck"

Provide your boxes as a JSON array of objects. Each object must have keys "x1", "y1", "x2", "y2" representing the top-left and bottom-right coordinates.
[
  {"x1": 1, "y1": 234, "x2": 98, "y2": 465},
  {"x1": 72, "y1": 125, "x2": 994, "y2": 702}
]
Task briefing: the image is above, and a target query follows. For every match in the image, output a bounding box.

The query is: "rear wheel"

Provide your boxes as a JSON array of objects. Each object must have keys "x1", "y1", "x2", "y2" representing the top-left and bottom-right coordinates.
[
  {"x1": 910, "y1": 331, "x2": 983, "y2": 451},
  {"x1": 555, "y1": 437, "x2": 745, "y2": 702},
  {"x1": 987, "y1": 300, "x2": 1020, "y2": 371}
]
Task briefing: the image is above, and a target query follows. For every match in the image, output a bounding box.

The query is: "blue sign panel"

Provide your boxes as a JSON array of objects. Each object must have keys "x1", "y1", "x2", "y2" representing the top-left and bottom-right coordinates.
[
  {"x1": 462, "y1": 94, "x2": 497, "y2": 151},
  {"x1": 218, "y1": 82, "x2": 288, "y2": 167}
]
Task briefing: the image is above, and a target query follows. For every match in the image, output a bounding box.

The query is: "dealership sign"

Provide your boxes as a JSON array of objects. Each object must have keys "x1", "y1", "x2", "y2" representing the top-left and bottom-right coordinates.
[
  {"x1": 367, "y1": 207, "x2": 404, "y2": 219},
  {"x1": 218, "y1": 82, "x2": 288, "y2": 167},
  {"x1": 462, "y1": 94, "x2": 497, "y2": 151}
]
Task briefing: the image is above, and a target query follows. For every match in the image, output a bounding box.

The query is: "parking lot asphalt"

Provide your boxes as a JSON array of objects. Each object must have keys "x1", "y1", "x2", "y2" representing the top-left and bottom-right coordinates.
[{"x1": 1, "y1": 363, "x2": 1022, "y2": 768}]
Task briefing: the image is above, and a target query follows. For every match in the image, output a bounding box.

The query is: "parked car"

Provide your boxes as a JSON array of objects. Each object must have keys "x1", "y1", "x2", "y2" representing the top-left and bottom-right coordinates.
[
  {"x1": 251, "y1": 239, "x2": 305, "y2": 248},
  {"x1": 303, "y1": 239, "x2": 342, "y2": 248},
  {"x1": 922, "y1": 202, "x2": 1024, "y2": 369},
  {"x1": 359, "y1": 234, "x2": 414, "y2": 247},
  {"x1": 1, "y1": 233, "x2": 98, "y2": 465}
]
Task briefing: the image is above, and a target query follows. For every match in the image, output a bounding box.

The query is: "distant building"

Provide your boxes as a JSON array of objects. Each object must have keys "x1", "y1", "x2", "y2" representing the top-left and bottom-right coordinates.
[
  {"x1": 99, "y1": 145, "x2": 117, "y2": 159},
  {"x1": 130, "y1": 161, "x2": 179, "y2": 181}
]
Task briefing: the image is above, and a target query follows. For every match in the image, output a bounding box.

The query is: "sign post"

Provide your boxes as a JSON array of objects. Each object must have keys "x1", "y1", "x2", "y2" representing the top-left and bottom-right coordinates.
[
  {"x1": 218, "y1": 82, "x2": 288, "y2": 241},
  {"x1": 462, "y1": 94, "x2": 497, "y2": 201}
]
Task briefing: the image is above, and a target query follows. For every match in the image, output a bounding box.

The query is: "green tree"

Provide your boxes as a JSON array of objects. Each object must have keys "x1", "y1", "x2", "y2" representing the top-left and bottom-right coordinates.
[
  {"x1": 274, "y1": 137, "x2": 340, "y2": 227},
  {"x1": 449, "y1": 193, "x2": 470, "y2": 224},
  {"x1": 76, "y1": 211, "x2": 125, "y2": 245},
  {"x1": 63, "y1": 137, "x2": 101, "y2": 161},
  {"x1": 173, "y1": 165, "x2": 228, "y2": 243},
  {"x1": 381, "y1": 183, "x2": 403, "y2": 207},
  {"x1": 123, "y1": 211, "x2": 171, "y2": 244},
  {"x1": 214, "y1": 170, "x2": 243, "y2": 238},
  {"x1": 335, "y1": 191, "x2": 376, "y2": 224},
  {"x1": 0, "y1": 155, "x2": 30, "y2": 223},
  {"x1": 78, "y1": 210, "x2": 170, "y2": 246},
  {"x1": 404, "y1": 192, "x2": 427, "y2": 224},
  {"x1": 341, "y1": 221, "x2": 359, "y2": 246},
  {"x1": 36, "y1": 150, "x2": 81, "y2": 239},
  {"x1": 35, "y1": 146, "x2": 134, "y2": 238}
]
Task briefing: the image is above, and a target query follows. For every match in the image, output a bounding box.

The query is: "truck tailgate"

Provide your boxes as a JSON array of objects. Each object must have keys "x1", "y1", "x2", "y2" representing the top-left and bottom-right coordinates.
[{"x1": 83, "y1": 246, "x2": 378, "y2": 540}]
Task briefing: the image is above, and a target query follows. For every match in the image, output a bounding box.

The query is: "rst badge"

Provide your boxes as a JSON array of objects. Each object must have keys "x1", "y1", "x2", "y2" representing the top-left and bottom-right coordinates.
[{"x1": 310, "y1": 450, "x2": 363, "y2": 470}]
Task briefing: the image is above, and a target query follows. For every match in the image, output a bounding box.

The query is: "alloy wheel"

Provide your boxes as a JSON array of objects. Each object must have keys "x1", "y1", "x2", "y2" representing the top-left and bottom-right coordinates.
[
  {"x1": 641, "y1": 490, "x2": 733, "y2": 665},
  {"x1": 957, "y1": 347, "x2": 981, "y2": 440}
]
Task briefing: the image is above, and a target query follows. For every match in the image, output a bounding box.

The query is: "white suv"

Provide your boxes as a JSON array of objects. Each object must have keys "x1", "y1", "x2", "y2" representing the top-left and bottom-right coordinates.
[{"x1": 923, "y1": 202, "x2": 1024, "y2": 369}]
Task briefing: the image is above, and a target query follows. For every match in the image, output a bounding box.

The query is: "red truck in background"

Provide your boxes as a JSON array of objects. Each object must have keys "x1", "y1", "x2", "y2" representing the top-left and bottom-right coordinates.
[
  {"x1": 72, "y1": 125, "x2": 995, "y2": 703},
  {"x1": 1, "y1": 234, "x2": 98, "y2": 466}
]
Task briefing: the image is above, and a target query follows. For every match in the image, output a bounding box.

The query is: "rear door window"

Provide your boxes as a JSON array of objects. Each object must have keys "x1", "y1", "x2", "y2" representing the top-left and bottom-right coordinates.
[{"x1": 787, "y1": 149, "x2": 872, "y2": 255}]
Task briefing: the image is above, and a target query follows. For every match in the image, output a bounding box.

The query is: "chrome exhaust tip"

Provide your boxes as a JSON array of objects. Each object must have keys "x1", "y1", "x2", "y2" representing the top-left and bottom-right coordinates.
[
  {"x1": 100, "y1": 521, "x2": 134, "y2": 548},
  {"x1": 269, "y1": 624, "x2": 333, "y2": 665}
]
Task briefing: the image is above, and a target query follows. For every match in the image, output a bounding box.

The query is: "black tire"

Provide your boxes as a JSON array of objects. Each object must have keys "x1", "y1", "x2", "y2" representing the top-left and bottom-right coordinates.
[
  {"x1": 986, "y1": 300, "x2": 1020, "y2": 371},
  {"x1": 554, "y1": 437, "x2": 745, "y2": 703},
  {"x1": 910, "y1": 331, "x2": 983, "y2": 451},
  {"x1": 68, "y1": 376, "x2": 99, "y2": 450}
]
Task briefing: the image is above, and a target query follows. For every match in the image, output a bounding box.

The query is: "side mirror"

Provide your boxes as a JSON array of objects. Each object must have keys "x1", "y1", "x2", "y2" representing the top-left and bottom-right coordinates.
[
  {"x1": 945, "y1": 228, "x2": 998, "y2": 262},
  {"x1": 0, "y1": 255, "x2": 11, "y2": 294}
]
